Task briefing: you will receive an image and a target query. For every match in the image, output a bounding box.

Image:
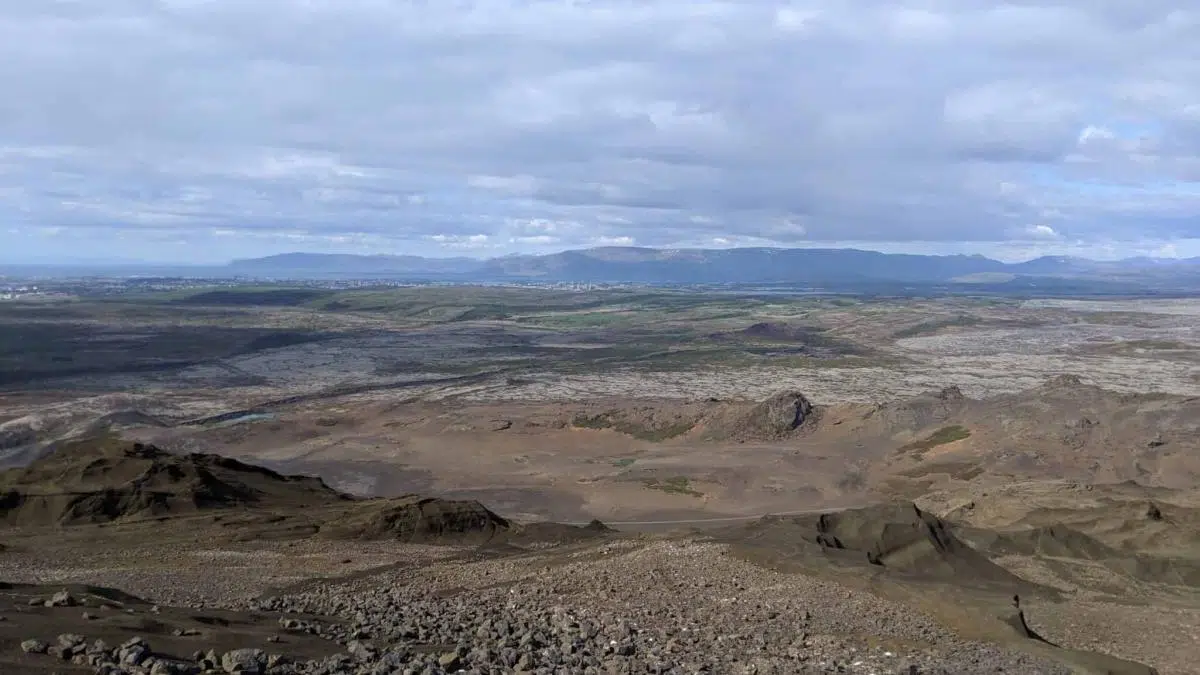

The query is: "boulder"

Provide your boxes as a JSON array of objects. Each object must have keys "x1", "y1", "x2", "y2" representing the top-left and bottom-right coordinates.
[{"x1": 221, "y1": 648, "x2": 266, "y2": 674}]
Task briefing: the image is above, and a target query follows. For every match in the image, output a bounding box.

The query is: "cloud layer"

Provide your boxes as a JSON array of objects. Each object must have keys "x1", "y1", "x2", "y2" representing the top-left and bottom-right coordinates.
[{"x1": 1, "y1": 1, "x2": 1198, "y2": 261}]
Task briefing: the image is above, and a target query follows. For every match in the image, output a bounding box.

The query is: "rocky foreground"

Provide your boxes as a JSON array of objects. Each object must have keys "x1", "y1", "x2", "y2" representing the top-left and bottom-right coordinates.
[
  {"x1": 11, "y1": 540, "x2": 1083, "y2": 675},
  {"x1": 3, "y1": 437, "x2": 1172, "y2": 674}
]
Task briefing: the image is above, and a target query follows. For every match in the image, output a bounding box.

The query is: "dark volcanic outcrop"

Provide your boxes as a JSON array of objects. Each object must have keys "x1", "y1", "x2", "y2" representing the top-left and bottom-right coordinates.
[
  {"x1": 696, "y1": 390, "x2": 820, "y2": 441},
  {"x1": 732, "y1": 390, "x2": 815, "y2": 439},
  {"x1": 861, "y1": 386, "x2": 972, "y2": 432},
  {"x1": 741, "y1": 322, "x2": 822, "y2": 342},
  {"x1": 723, "y1": 502, "x2": 1039, "y2": 591},
  {"x1": 319, "y1": 496, "x2": 511, "y2": 543},
  {"x1": 0, "y1": 437, "x2": 608, "y2": 547},
  {"x1": 0, "y1": 438, "x2": 345, "y2": 526},
  {"x1": 700, "y1": 386, "x2": 816, "y2": 439},
  {"x1": 318, "y1": 498, "x2": 621, "y2": 546},
  {"x1": 960, "y1": 524, "x2": 1200, "y2": 588}
]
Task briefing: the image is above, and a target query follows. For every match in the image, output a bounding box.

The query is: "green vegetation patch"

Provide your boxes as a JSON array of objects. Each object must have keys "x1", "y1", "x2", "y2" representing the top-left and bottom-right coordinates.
[
  {"x1": 572, "y1": 413, "x2": 616, "y2": 431},
  {"x1": 897, "y1": 425, "x2": 972, "y2": 459},
  {"x1": 638, "y1": 422, "x2": 696, "y2": 444},
  {"x1": 571, "y1": 412, "x2": 695, "y2": 442},
  {"x1": 643, "y1": 476, "x2": 703, "y2": 497}
]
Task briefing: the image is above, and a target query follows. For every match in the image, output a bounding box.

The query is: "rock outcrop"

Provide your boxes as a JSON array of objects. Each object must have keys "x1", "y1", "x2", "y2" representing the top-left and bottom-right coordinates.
[
  {"x1": 0, "y1": 438, "x2": 344, "y2": 526},
  {"x1": 739, "y1": 390, "x2": 815, "y2": 438},
  {"x1": 319, "y1": 496, "x2": 511, "y2": 543}
]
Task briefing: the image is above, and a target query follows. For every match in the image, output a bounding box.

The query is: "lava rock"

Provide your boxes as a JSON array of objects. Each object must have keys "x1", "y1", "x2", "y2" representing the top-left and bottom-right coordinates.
[
  {"x1": 20, "y1": 638, "x2": 49, "y2": 654},
  {"x1": 221, "y1": 647, "x2": 267, "y2": 674}
]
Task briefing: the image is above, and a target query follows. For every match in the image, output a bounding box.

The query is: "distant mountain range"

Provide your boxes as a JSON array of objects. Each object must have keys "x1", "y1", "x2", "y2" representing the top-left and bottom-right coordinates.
[
  {"x1": 5, "y1": 247, "x2": 1200, "y2": 292},
  {"x1": 221, "y1": 247, "x2": 1200, "y2": 287}
]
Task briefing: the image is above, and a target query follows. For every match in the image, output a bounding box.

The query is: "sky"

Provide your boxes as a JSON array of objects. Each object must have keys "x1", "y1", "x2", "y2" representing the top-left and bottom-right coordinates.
[{"x1": 1, "y1": 1, "x2": 1199, "y2": 264}]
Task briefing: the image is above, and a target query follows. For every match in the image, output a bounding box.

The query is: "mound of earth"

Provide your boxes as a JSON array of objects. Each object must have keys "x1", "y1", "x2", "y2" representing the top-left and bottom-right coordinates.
[
  {"x1": 968, "y1": 525, "x2": 1116, "y2": 560},
  {"x1": 719, "y1": 503, "x2": 1169, "y2": 674},
  {"x1": 722, "y1": 502, "x2": 1040, "y2": 591},
  {"x1": 922, "y1": 481, "x2": 1200, "y2": 557},
  {"x1": 960, "y1": 524, "x2": 1200, "y2": 588},
  {"x1": 568, "y1": 404, "x2": 704, "y2": 441},
  {"x1": 0, "y1": 436, "x2": 618, "y2": 552},
  {"x1": 740, "y1": 322, "x2": 828, "y2": 342},
  {"x1": 856, "y1": 385, "x2": 973, "y2": 433},
  {"x1": 0, "y1": 437, "x2": 345, "y2": 526},
  {"x1": 320, "y1": 497, "x2": 614, "y2": 546},
  {"x1": 810, "y1": 378, "x2": 1200, "y2": 490},
  {"x1": 319, "y1": 496, "x2": 511, "y2": 543},
  {"x1": 702, "y1": 390, "x2": 815, "y2": 440},
  {"x1": 500, "y1": 518, "x2": 617, "y2": 548}
]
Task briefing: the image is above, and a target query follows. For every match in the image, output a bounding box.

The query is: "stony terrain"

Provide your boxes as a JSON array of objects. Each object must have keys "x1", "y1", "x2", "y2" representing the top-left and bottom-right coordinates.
[
  {"x1": 0, "y1": 438, "x2": 1185, "y2": 674},
  {"x1": 5, "y1": 552, "x2": 1079, "y2": 675}
]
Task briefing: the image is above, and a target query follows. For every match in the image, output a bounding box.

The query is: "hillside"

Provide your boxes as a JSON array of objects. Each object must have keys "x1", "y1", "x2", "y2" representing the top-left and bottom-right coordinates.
[
  {"x1": 2, "y1": 433, "x2": 1192, "y2": 673},
  {"x1": 0, "y1": 437, "x2": 345, "y2": 526}
]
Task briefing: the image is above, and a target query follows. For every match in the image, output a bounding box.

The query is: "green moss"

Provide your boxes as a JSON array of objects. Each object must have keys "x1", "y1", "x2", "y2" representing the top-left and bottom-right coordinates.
[
  {"x1": 643, "y1": 476, "x2": 703, "y2": 497},
  {"x1": 571, "y1": 413, "x2": 694, "y2": 442},
  {"x1": 898, "y1": 425, "x2": 972, "y2": 459},
  {"x1": 572, "y1": 413, "x2": 616, "y2": 431}
]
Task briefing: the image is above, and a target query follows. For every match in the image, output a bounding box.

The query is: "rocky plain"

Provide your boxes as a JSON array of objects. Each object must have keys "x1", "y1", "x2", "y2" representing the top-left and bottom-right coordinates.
[{"x1": 2, "y1": 288, "x2": 1200, "y2": 674}]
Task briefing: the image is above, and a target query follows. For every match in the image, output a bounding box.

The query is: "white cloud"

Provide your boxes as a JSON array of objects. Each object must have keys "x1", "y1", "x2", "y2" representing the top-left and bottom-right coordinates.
[
  {"x1": 466, "y1": 174, "x2": 540, "y2": 195},
  {"x1": 773, "y1": 8, "x2": 820, "y2": 33},
  {"x1": 0, "y1": 1, "x2": 1197, "y2": 261},
  {"x1": 1078, "y1": 125, "x2": 1116, "y2": 144},
  {"x1": 428, "y1": 233, "x2": 495, "y2": 250},
  {"x1": 510, "y1": 235, "x2": 558, "y2": 245},
  {"x1": 1156, "y1": 242, "x2": 1179, "y2": 258},
  {"x1": 1025, "y1": 224, "x2": 1061, "y2": 239},
  {"x1": 594, "y1": 235, "x2": 635, "y2": 246}
]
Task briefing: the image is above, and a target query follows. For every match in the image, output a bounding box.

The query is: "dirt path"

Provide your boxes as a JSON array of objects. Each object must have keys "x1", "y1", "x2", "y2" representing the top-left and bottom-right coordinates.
[{"x1": 564, "y1": 507, "x2": 835, "y2": 530}]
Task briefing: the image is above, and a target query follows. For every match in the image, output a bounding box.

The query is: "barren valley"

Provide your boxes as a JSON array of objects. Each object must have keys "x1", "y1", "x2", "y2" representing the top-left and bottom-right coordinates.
[{"x1": 2, "y1": 286, "x2": 1200, "y2": 674}]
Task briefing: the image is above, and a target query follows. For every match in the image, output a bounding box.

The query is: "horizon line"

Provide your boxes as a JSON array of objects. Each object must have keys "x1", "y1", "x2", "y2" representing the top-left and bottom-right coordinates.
[{"x1": 1, "y1": 243, "x2": 1193, "y2": 268}]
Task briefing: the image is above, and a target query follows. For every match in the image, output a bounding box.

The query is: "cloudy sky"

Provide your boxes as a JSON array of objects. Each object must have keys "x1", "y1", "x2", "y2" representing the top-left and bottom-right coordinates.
[{"x1": 1, "y1": 1, "x2": 1198, "y2": 263}]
